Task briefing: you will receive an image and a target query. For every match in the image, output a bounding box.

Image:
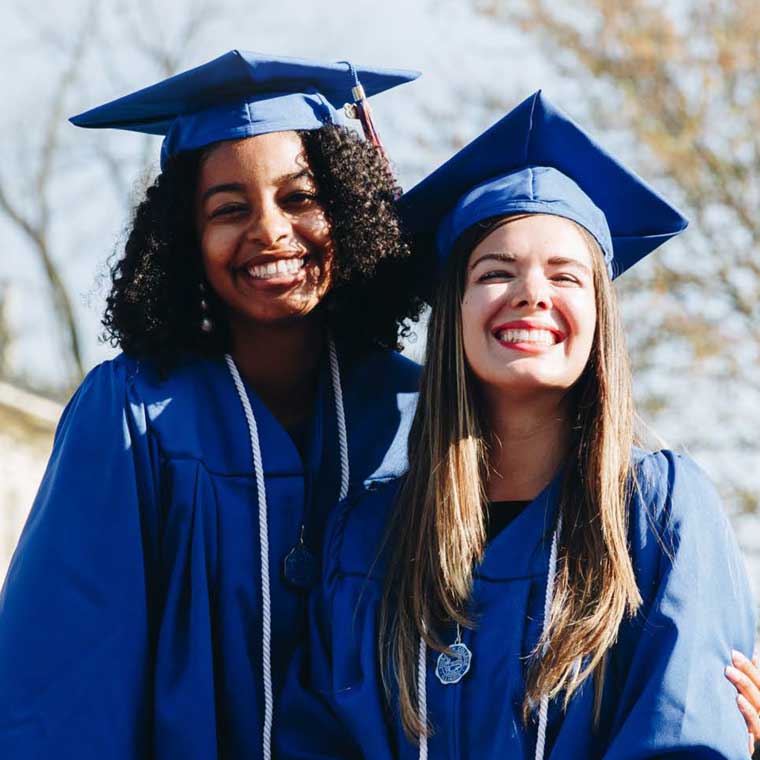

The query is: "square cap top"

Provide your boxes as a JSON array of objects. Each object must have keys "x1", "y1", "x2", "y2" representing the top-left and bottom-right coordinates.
[
  {"x1": 399, "y1": 91, "x2": 688, "y2": 278},
  {"x1": 70, "y1": 50, "x2": 420, "y2": 168}
]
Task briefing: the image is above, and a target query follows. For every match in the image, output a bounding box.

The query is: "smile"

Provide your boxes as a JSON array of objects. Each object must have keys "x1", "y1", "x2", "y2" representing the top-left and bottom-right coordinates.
[
  {"x1": 491, "y1": 320, "x2": 566, "y2": 351},
  {"x1": 245, "y1": 256, "x2": 307, "y2": 280},
  {"x1": 493, "y1": 328, "x2": 557, "y2": 346}
]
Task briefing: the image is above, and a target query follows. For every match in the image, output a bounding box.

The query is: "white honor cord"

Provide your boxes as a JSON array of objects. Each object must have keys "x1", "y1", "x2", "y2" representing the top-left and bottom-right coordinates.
[
  {"x1": 327, "y1": 337, "x2": 350, "y2": 501},
  {"x1": 225, "y1": 353, "x2": 274, "y2": 760},
  {"x1": 534, "y1": 515, "x2": 562, "y2": 760},
  {"x1": 225, "y1": 337, "x2": 348, "y2": 760},
  {"x1": 417, "y1": 635, "x2": 429, "y2": 760},
  {"x1": 415, "y1": 518, "x2": 562, "y2": 760}
]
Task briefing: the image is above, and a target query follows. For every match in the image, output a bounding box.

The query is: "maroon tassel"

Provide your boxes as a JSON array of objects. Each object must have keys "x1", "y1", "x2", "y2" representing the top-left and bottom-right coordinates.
[
  {"x1": 350, "y1": 83, "x2": 387, "y2": 160},
  {"x1": 340, "y1": 62, "x2": 397, "y2": 193}
]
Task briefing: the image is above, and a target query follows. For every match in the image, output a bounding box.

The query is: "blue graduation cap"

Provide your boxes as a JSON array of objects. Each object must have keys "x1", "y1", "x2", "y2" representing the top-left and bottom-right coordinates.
[
  {"x1": 70, "y1": 50, "x2": 419, "y2": 169},
  {"x1": 399, "y1": 91, "x2": 688, "y2": 278}
]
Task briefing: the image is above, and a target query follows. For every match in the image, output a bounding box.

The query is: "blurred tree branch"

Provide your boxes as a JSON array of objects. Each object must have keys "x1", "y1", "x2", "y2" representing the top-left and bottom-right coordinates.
[
  {"x1": 0, "y1": 284, "x2": 10, "y2": 379},
  {"x1": 0, "y1": 0, "x2": 98, "y2": 384},
  {"x1": 1, "y1": 0, "x2": 226, "y2": 391}
]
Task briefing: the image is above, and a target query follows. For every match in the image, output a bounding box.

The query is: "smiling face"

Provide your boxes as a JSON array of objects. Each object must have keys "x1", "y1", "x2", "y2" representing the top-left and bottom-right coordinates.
[
  {"x1": 195, "y1": 131, "x2": 334, "y2": 332},
  {"x1": 461, "y1": 214, "x2": 598, "y2": 399}
]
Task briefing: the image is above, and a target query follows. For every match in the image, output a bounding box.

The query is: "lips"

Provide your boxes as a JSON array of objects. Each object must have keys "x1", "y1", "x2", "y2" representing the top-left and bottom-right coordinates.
[
  {"x1": 491, "y1": 320, "x2": 566, "y2": 347},
  {"x1": 246, "y1": 256, "x2": 306, "y2": 280},
  {"x1": 238, "y1": 252, "x2": 310, "y2": 283}
]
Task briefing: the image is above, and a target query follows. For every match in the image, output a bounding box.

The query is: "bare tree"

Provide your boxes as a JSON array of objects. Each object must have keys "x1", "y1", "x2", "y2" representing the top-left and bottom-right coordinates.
[
  {"x1": 0, "y1": 0, "x2": 228, "y2": 392},
  {"x1": 0, "y1": 1, "x2": 99, "y2": 385}
]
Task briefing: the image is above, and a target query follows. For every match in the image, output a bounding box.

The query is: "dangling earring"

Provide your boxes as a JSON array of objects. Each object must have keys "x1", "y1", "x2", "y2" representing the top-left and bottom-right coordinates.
[{"x1": 200, "y1": 282, "x2": 214, "y2": 334}]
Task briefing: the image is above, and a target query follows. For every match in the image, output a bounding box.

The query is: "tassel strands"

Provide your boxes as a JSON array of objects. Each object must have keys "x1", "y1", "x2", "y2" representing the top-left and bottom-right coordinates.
[{"x1": 341, "y1": 61, "x2": 388, "y2": 158}]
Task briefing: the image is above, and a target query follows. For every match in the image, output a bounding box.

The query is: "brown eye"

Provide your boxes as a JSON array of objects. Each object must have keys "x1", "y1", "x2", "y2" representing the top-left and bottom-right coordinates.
[
  {"x1": 283, "y1": 192, "x2": 317, "y2": 206},
  {"x1": 479, "y1": 269, "x2": 514, "y2": 282},
  {"x1": 210, "y1": 203, "x2": 248, "y2": 219}
]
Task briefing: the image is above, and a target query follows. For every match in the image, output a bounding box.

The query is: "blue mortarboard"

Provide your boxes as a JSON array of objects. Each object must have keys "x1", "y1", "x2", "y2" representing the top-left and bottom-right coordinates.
[
  {"x1": 70, "y1": 50, "x2": 419, "y2": 169},
  {"x1": 400, "y1": 91, "x2": 688, "y2": 278}
]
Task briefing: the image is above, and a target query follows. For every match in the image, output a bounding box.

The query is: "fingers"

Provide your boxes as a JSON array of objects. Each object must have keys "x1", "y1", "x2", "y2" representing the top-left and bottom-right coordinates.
[
  {"x1": 736, "y1": 694, "x2": 760, "y2": 755},
  {"x1": 727, "y1": 650, "x2": 760, "y2": 714},
  {"x1": 726, "y1": 650, "x2": 760, "y2": 750}
]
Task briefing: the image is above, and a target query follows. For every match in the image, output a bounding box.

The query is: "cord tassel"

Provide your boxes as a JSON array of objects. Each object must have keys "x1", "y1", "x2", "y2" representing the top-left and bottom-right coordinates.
[
  {"x1": 351, "y1": 84, "x2": 386, "y2": 155},
  {"x1": 341, "y1": 60, "x2": 389, "y2": 160}
]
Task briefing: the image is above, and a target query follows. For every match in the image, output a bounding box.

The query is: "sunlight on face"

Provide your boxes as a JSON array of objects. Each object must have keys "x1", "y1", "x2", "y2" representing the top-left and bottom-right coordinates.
[
  {"x1": 195, "y1": 131, "x2": 334, "y2": 332},
  {"x1": 461, "y1": 214, "x2": 597, "y2": 401}
]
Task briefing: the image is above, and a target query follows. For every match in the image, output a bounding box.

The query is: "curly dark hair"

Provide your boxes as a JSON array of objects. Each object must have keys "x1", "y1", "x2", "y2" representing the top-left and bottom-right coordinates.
[{"x1": 103, "y1": 125, "x2": 425, "y2": 370}]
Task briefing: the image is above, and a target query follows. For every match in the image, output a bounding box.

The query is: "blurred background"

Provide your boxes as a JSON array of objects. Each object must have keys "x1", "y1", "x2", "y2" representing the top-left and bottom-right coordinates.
[{"x1": 0, "y1": 0, "x2": 758, "y2": 599}]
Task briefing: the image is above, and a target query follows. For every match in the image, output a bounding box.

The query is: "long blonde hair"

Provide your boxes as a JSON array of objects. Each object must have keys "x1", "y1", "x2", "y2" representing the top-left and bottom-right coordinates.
[{"x1": 379, "y1": 216, "x2": 641, "y2": 740}]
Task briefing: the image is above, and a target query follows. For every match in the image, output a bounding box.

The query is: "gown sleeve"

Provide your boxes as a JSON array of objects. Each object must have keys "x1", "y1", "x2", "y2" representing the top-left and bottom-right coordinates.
[
  {"x1": 0, "y1": 358, "x2": 161, "y2": 759},
  {"x1": 602, "y1": 451, "x2": 756, "y2": 760}
]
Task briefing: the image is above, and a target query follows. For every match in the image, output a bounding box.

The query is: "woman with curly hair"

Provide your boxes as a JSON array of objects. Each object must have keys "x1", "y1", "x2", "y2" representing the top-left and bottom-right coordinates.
[
  {"x1": 0, "y1": 52, "x2": 423, "y2": 760},
  {"x1": 276, "y1": 92, "x2": 758, "y2": 758}
]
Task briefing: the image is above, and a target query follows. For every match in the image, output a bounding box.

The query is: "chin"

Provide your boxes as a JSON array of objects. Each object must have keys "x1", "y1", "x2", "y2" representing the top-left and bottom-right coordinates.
[
  {"x1": 484, "y1": 369, "x2": 576, "y2": 396},
  {"x1": 253, "y1": 306, "x2": 321, "y2": 326}
]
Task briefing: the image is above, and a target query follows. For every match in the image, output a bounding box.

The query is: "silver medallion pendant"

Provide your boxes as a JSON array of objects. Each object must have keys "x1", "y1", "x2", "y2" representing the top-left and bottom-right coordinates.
[
  {"x1": 283, "y1": 542, "x2": 318, "y2": 590},
  {"x1": 435, "y1": 641, "x2": 472, "y2": 685}
]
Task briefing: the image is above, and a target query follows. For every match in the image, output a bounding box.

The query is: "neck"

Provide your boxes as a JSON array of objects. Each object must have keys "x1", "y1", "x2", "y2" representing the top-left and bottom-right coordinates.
[
  {"x1": 229, "y1": 314, "x2": 326, "y2": 431},
  {"x1": 483, "y1": 386, "x2": 574, "y2": 502}
]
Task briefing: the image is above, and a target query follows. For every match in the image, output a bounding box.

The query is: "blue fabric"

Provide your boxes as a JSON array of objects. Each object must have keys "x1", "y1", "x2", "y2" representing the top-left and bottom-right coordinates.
[
  {"x1": 399, "y1": 91, "x2": 689, "y2": 278},
  {"x1": 276, "y1": 450, "x2": 756, "y2": 759},
  {"x1": 69, "y1": 50, "x2": 420, "y2": 169},
  {"x1": 437, "y1": 167, "x2": 614, "y2": 273},
  {"x1": 0, "y1": 349, "x2": 420, "y2": 758},
  {"x1": 159, "y1": 90, "x2": 336, "y2": 168}
]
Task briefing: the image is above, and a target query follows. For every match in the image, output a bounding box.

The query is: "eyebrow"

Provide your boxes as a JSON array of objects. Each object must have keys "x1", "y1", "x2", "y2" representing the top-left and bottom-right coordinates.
[
  {"x1": 200, "y1": 169, "x2": 314, "y2": 205},
  {"x1": 469, "y1": 252, "x2": 518, "y2": 269},
  {"x1": 469, "y1": 252, "x2": 591, "y2": 274},
  {"x1": 201, "y1": 182, "x2": 245, "y2": 204},
  {"x1": 276, "y1": 168, "x2": 313, "y2": 185},
  {"x1": 546, "y1": 256, "x2": 591, "y2": 274}
]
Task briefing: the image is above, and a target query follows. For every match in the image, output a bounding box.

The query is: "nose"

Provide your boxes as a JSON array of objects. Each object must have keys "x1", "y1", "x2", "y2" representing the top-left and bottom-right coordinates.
[
  {"x1": 509, "y1": 269, "x2": 551, "y2": 310},
  {"x1": 247, "y1": 200, "x2": 291, "y2": 248}
]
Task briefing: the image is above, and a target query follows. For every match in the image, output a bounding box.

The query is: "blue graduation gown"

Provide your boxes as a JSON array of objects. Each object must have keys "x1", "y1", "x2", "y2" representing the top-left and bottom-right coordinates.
[
  {"x1": 0, "y1": 349, "x2": 419, "y2": 759},
  {"x1": 276, "y1": 450, "x2": 756, "y2": 759}
]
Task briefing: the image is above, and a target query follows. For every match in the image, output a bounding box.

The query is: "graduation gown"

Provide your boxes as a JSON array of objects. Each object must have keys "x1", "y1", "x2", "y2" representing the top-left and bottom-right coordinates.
[
  {"x1": 276, "y1": 450, "x2": 756, "y2": 759},
  {"x1": 0, "y1": 349, "x2": 420, "y2": 759}
]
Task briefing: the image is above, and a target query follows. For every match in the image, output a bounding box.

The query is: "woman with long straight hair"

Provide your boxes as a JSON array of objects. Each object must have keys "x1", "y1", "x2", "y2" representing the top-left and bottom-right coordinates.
[{"x1": 276, "y1": 91, "x2": 757, "y2": 758}]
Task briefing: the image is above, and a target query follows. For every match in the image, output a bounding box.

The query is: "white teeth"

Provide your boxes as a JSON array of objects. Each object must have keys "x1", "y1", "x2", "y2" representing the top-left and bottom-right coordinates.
[
  {"x1": 246, "y1": 257, "x2": 306, "y2": 280},
  {"x1": 495, "y1": 328, "x2": 557, "y2": 345}
]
